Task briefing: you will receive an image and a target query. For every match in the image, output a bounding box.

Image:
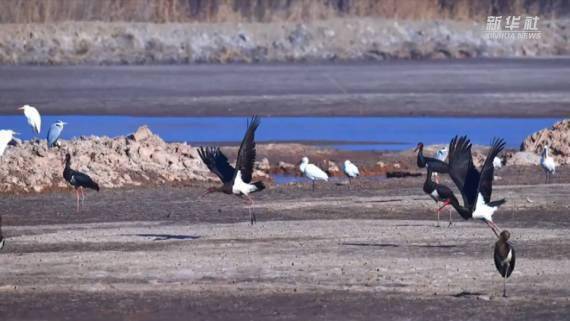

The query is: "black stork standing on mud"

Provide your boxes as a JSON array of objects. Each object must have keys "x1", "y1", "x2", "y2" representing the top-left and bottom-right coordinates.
[
  {"x1": 63, "y1": 153, "x2": 100, "y2": 211},
  {"x1": 414, "y1": 142, "x2": 449, "y2": 180},
  {"x1": 445, "y1": 136, "x2": 506, "y2": 237},
  {"x1": 198, "y1": 116, "x2": 265, "y2": 225},
  {"x1": 416, "y1": 142, "x2": 453, "y2": 225},
  {"x1": 494, "y1": 230, "x2": 516, "y2": 297},
  {"x1": 423, "y1": 166, "x2": 457, "y2": 227}
]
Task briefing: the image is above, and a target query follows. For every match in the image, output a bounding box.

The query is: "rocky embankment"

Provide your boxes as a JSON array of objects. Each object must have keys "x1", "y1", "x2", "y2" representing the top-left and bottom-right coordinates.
[
  {"x1": 0, "y1": 18, "x2": 569, "y2": 65},
  {"x1": 0, "y1": 126, "x2": 211, "y2": 193},
  {"x1": 1, "y1": 120, "x2": 568, "y2": 194},
  {"x1": 521, "y1": 119, "x2": 570, "y2": 165}
]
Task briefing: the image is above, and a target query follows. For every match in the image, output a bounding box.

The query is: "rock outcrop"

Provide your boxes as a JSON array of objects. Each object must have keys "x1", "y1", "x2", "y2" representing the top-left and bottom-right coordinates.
[
  {"x1": 0, "y1": 126, "x2": 212, "y2": 193},
  {"x1": 521, "y1": 119, "x2": 570, "y2": 165}
]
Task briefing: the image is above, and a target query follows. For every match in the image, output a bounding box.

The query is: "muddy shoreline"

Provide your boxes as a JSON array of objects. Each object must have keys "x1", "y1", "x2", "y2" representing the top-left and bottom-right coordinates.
[{"x1": 1, "y1": 59, "x2": 569, "y2": 117}]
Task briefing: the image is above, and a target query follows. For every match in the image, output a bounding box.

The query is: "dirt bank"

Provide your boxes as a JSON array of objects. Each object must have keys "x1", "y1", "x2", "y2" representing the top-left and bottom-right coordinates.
[{"x1": 1, "y1": 18, "x2": 569, "y2": 65}]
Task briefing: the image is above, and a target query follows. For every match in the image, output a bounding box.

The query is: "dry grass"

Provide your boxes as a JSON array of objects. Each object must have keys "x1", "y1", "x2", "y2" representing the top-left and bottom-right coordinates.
[{"x1": 0, "y1": 0, "x2": 567, "y2": 23}]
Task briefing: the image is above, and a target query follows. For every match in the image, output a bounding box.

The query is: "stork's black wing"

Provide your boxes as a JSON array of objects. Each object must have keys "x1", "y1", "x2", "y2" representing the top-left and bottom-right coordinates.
[
  {"x1": 234, "y1": 116, "x2": 260, "y2": 183},
  {"x1": 70, "y1": 170, "x2": 99, "y2": 191},
  {"x1": 424, "y1": 157, "x2": 449, "y2": 173},
  {"x1": 494, "y1": 243, "x2": 515, "y2": 278},
  {"x1": 478, "y1": 137, "x2": 506, "y2": 203},
  {"x1": 198, "y1": 146, "x2": 235, "y2": 183},
  {"x1": 447, "y1": 136, "x2": 479, "y2": 209}
]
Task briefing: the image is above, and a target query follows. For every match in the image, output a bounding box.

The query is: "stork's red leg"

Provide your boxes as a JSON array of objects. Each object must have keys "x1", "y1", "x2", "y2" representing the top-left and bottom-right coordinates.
[{"x1": 75, "y1": 188, "x2": 80, "y2": 212}]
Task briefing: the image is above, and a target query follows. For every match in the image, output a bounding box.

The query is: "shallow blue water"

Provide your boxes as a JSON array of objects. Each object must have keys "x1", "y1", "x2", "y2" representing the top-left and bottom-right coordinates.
[{"x1": 0, "y1": 116, "x2": 561, "y2": 151}]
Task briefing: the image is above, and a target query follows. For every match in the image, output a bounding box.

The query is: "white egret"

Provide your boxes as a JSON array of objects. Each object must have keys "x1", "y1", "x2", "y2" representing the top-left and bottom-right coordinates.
[
  {"x1": 47, "y1": 121, "x2": 67, "y2": 148},
  {"x1": 0, "y1": 130, "x2": 18, "y2": 157},
  {"x1": 299, "y1": 157, "x2": 328, "y2": 191},
  {"x1": 18, "y1": 105, "x2": 41, "y2": 136},
  {"x1": 343, "y1": 160, "x2": 360, "y2": 185},
  {"x1": 540, "y1": 144, "x2": 556, "y2": 184}
]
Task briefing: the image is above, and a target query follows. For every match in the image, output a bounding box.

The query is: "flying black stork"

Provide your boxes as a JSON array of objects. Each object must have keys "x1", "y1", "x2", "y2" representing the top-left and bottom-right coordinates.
[
  {"x1": 423, "y1": 165, "x2": 458, "y2": 227},
  {"x1": 63, "y1": 153, "x2": 100, "y2": 211},
  {"x1": 198, "y1": 116, "x2": 265, "y2": 225},
  {"x1": 446, "y1": 136, "x2": 506, "y2": 237},
  {"x1": 494, "y1": 230, "x2": 516, "y2": 297}
]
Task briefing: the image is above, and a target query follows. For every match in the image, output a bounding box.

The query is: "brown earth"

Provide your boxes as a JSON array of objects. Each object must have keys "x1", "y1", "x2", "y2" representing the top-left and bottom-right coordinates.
[{"x1": 0, "y1": 165, "x2": 569, "y2": 320}]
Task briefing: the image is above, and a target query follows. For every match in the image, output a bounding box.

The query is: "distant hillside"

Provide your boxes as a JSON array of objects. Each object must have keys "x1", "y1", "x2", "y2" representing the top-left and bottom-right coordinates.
[{"x1": 0, "y1": 0, "x2": 568, "y2": 23}]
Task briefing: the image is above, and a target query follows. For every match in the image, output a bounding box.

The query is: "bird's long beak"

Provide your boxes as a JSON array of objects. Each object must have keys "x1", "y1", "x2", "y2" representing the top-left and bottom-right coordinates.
[
  {"x1": 17, "y1": 107, "x2": 24, "y2": 110},
  {"x1": 14, "y1": 132, "x2": 20, "y2": 135},
  {"x1": 413, "y1": 147, "x2": 419, "y2": 152}
]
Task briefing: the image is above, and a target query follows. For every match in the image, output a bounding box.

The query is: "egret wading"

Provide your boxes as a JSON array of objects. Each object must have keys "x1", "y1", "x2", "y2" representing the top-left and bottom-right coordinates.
[
  {"x1": 343, "y1": 160, "x2": 360, "y2": 185},
  {"x1": 198, "y1": 116, "x2": 265, "y2": 225},
  {"x1": 446, "y1": 136, "x2": 506, "y2": 238},
  {"x1": 540, "y1": 144, "x2": 556, "y2": 184},
  {"x1": 47, "y1": 121, "x2": 67, "y2": 148},
  {"x1": 0, "y1": 130, "x2": 18, "y2": 157},
  {"x1": 299, "y1": 157, "x2": 328, "y2": 191},
  {"x1": 494, "y1": 230, "x2": 516, "y2": 297},
  {"x1": 18, "y1": 105, "x2": 41, "y2": 137},
  {"x1": 63, "y1": 153, "x2": 100, "y2": 212}
]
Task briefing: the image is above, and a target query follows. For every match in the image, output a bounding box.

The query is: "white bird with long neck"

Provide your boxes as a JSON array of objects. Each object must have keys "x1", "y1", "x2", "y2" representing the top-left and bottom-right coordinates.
[
  {"x1": 540, "y1": 144, "x2": 556, "y2": 184},
  {"x1": 299, "y1": 157, "x2": 328, "y2": 191},
  {"x1": 0, "y1": 130, "x2": 18, "y2": 157},
  {"x1": 18, "y1": 105, "x2": 41, "y2": 136},
  {"x1": 343, "y1": 160, "x2": 360, "y2": 185},
  {"x1": 493, "y1": 156, "x2": 503, "y2": 169}
]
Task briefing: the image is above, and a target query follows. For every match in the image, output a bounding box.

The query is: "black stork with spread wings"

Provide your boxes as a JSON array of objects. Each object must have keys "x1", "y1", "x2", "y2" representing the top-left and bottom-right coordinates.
[
  {"x1": 63, "y1": 153, "x2": 100, "y2": 212},
  {"x1": 198, "y1": 116, "x2": 265, "y2": 225},
  {"x1": 446, "y1": 136, "x2": 506, "y2": 237}
]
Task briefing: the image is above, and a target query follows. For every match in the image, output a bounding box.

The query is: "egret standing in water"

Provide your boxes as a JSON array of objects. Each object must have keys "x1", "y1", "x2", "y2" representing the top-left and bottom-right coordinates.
[
  {"x1": 198, "y1": 116, "x2": 265, "y2": 225},
  {"x1": 0, "y1": 130, "x2": 18, "y2": 157},
  {"x1": 18, "y1": 105, "x2": 41, "y2": 136},
  {"x1": 47, "y1": 121, "x2": 67, "y2": 148},
  {"x1": 343, "y1": 160, "x2": 360, "y2": 185},
  {"x1": 300, "y1": 157, "x2": 329, "y2": 191},
  {"x1": 494, "y1": 230, "x2": 516, "y2": 297},
  {"x1": 540, "y1": 144, "x2": 556, "y2": 184}
]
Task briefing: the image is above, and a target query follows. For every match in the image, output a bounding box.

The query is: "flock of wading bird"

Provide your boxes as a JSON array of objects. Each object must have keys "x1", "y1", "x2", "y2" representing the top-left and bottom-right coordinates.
[{"x1": 0, "y1": 109, "x2": 560, "y2": 297}]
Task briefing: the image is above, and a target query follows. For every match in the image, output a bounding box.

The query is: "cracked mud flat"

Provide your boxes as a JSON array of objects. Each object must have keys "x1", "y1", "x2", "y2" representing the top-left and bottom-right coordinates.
[{"x1": 0, "y1": 167, "x2": 569, "y2": 320}]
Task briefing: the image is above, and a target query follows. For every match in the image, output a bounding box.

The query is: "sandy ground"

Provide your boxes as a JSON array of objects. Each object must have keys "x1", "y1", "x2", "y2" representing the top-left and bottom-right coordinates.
[
  {"x1": 0, "y1": 165, "x2": 569, "y2": 320},
  {"x1": 1, "y1": 59, "x2": 569, "y2": 117}
]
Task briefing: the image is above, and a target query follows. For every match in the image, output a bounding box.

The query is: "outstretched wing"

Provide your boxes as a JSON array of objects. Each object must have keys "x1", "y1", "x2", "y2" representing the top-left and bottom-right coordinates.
[
  {"x1": 447, "y1": 136, "x2": 479, "y2": 209},
  {"x1": 198, "y1": 146, "x2": 235, "y2": 183},
  {"x1": 478, "y1": 137, "x2": 506, "y2": 203},
  {"x1": 234, "y1": 116, "x2": 261, "y2": 183}
]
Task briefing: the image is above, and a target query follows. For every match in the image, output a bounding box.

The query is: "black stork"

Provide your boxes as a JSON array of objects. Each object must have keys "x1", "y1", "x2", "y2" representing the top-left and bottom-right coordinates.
[
  {"x1": 63, "y1": 153, "x2": 100, "y2": 211},
  {"x1": 423, "y1": 166, "x2": 458, "y2": 227},
  {"x1": 198, "y1": 116, "x2": 265, "y2": 225},
  {"x1": 446, "y1": 136, "x2": 506, "y2": 238},
  {"x1": 414, "y1": 142, "x2": 449, "y2": 178},
  {"x1": 494, "y1": 230, "x2": 516, "y2": 297}
]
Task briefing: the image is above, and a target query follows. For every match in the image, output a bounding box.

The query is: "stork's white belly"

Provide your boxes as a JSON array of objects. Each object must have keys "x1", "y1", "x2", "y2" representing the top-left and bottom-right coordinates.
[
  {"x1": 232, "y1": 170, "x2": 258, "y2": 195},
  {"x1": 472, "y1": 193, "x2": 497, "y2": 221}
]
